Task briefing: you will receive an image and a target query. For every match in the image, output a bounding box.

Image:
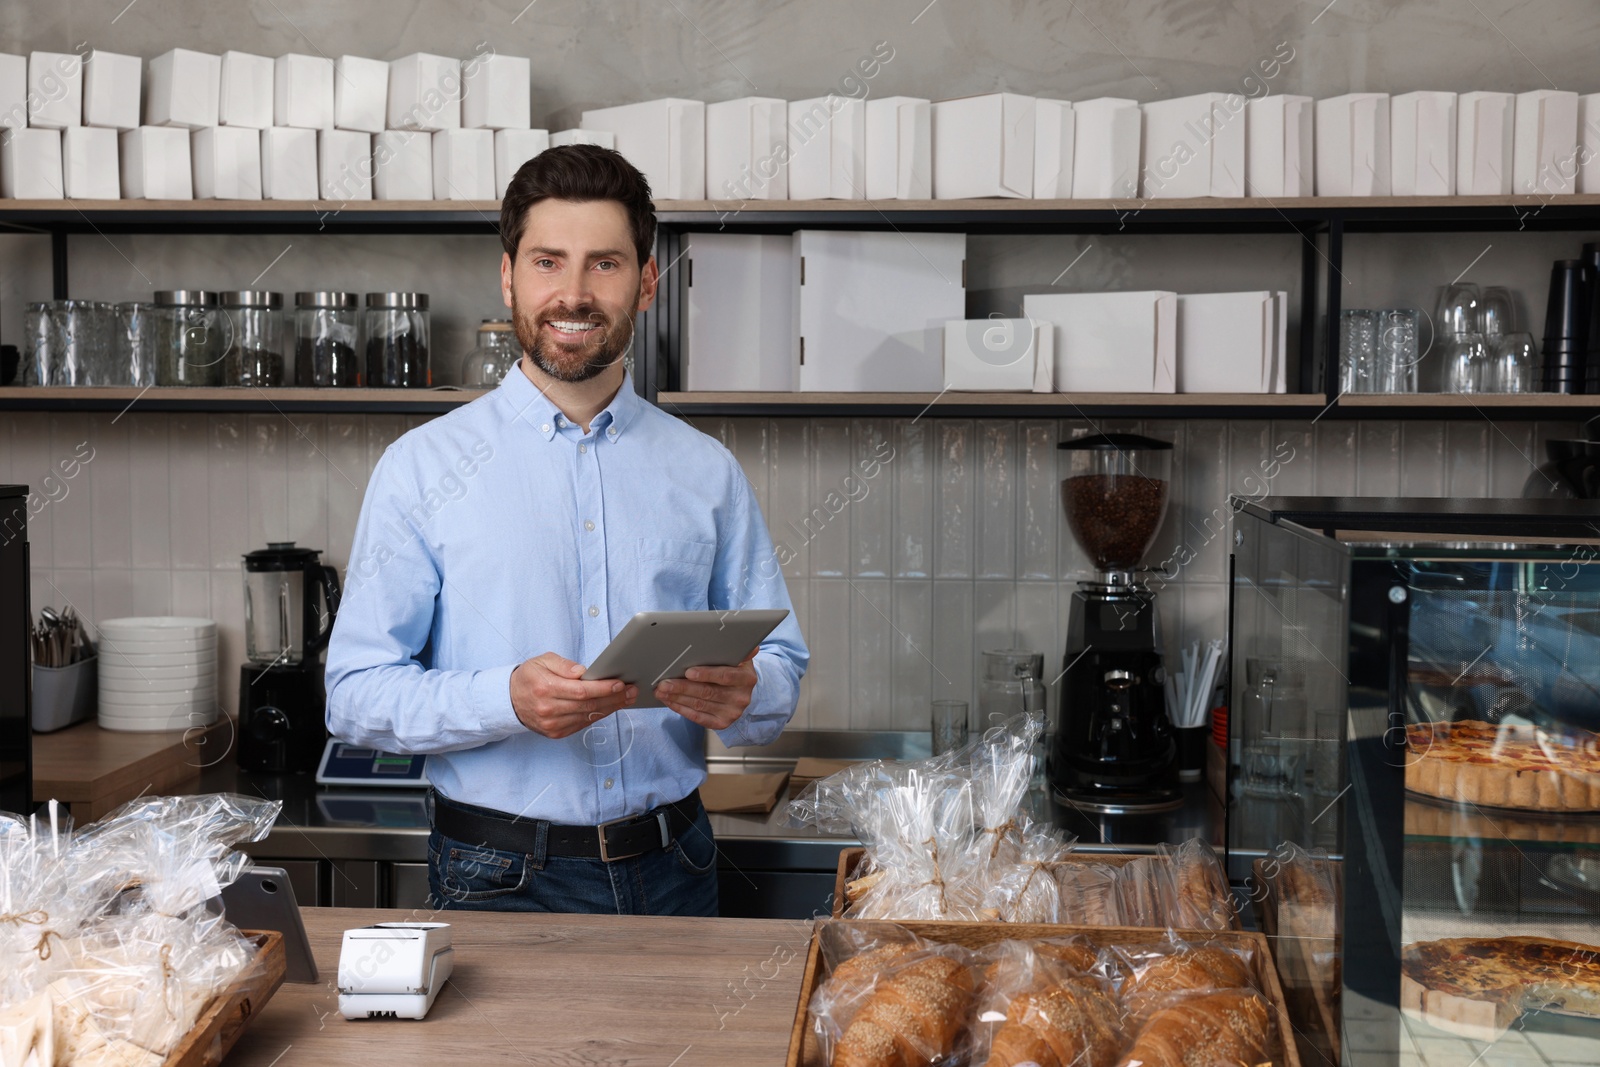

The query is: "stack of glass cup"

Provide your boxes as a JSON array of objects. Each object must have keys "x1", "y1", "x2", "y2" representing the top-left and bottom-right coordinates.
[
  {"x1": 1434, "y1": 283, "x2": 1539, "y2": 394},
  {"x1": 1338, "y1": 306, "x2": 1420, "y2": 393}
]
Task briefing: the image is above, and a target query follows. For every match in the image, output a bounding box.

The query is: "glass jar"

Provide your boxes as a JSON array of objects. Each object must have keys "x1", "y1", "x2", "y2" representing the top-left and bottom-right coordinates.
[
  {"x1": 26, "y1": 300, "x2": 114, "y2": 386},
  {"x1": 364, "y1": 292, "x2": 430, "y2": 388},
  {"x1": 154, "y1": 290, "x2": 225, "y2": 386},
  {"x1": 221, "y1": 291, "x2": 286, "y2": 387},
  {"x1": 294, "y1": 292, "x2": 361, "y2": 387},
  {"x1": 459, "y1": 319, "x2": 519, "y2": 386},
  {"x1": 978, "y1": 649, "x2": 1048, "y2": 803},
  {"x1": 114, "y1": 302, "x2": 160, "y2": 387}
]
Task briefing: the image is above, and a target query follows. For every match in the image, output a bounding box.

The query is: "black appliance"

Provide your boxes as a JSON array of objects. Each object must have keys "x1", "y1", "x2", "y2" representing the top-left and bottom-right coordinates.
[
  {"x1": 0, "y1": 486, "x2": 29, "y2": 814},
  {"x1": 238, "y1": 542, "x2": 341, "y2": 773},
  {"x1": 1049, "y1": 435, "x2": 1182, "y2": 812}
]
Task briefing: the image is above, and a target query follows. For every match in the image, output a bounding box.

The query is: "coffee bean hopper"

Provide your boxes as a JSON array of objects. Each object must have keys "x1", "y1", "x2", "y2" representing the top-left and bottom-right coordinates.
[{"x1": 1049, "y1": 433, "x2": 1182, "y2": 812}]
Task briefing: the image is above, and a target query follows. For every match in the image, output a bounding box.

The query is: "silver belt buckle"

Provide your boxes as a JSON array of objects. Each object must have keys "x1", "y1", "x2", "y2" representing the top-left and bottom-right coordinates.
[{"x1": 596, "y1": 811, "x2": 671, "y2": 862}]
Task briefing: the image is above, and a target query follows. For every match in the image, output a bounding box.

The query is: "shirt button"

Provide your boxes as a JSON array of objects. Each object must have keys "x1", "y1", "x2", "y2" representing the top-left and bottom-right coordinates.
[
  {"x1": 539, "y1": 423, "x2": 551, "y2": 434},
  {"x1": 607, "y1": 427, "x2": 617, "y2": 436},
  {"x1": 584, "y1": 520, "x2": 595, "y2": 531},
  {"x1": 556, "y1": 416, "x2": 565, "y2": 426},
  {"x1": 578, "y1": 443, "x2": 588, "y2": 454},
  {"x1": 603, "y1": 778, "x2": 614, "y2": 789},
  {"x1": 588, "y1": 605, "x2": 599, "y2": 617}
]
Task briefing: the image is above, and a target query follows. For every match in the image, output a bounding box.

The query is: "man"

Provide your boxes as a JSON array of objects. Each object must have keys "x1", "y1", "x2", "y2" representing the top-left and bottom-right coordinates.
[{"x1": 325, "y1": 145, "x2": 809, "y2": 917}]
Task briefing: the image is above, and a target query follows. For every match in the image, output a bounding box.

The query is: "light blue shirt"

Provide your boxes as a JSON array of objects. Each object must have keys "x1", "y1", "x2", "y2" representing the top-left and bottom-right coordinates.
[{"x1": 325, "y1": 366, "x2": 809, "y2": 825}]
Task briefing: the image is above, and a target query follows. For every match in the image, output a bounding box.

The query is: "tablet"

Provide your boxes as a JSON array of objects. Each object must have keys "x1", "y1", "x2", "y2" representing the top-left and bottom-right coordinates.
[
  {"x1": 581, "y1": 609, "x2": 789, "y2": 709},
  {"x1": 219, "y1": 866, "x2": 318, "y2": 983}
]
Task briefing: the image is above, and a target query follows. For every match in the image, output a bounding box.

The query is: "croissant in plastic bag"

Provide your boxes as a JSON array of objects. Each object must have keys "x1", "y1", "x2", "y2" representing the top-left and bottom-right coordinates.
[{"x1": 1118, "y1": 988, "x2": 1275, "y2": 1067}]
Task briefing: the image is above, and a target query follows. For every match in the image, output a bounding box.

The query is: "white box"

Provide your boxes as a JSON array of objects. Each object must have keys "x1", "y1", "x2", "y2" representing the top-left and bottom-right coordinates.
[
  {"x1": 432, "y1": 128, "x2": 494, "y2": 199},
  {"x1": 319, "y1": 128, "x2": 371, "y2": 200},
  {"x1": 461, "y1": 53, "x2": 529, "y2": 130},
  {"x1": 1033, "y1": 98, "x2": 1075, "y2": 199},
  {"x1": 0, "y1": 54, "x2": 24, "y2": 130},
  {"x1": 944, "y1": 319, "x2": 1052, "y2": 392},
  {"x1": 787, "y1": 96, "x2": 865, "y2": 200},
  {"x1": 1456, "y1": 91, "x2": 1514, "y2": 195},
  {"x1": 1390, "y1": 92, "x2": 1456, "y2": 196},
  {"x1": 1071, "y1": 97, "x2": 1140, "y2": 198},
  {"x1": 581, "y1": 98, "x2": 706, "y2": 199},
  {"x1": 373, "y1": 130, "x2": 433, "y2": 199},
  {"x1": 494, "y1": 128, "x2": 549, "y2": 197},
  {"x1": 147, "y1": 49, "x2": 221, "y2": 129},
  {"x1": 931, "y1": 93, "x2": 1034, "y2": 199},
  {"x1": 1, "y1": 128, "x2": 62, "y2": 198},
  {"x1": 389, "y1": 53, "x2": 461, "y2": 131},
  {"x1": 1023, "y1": 291, "x2": 1177, "y2": 393},
  {"x1": 864, "y1": 95, "x2": 930, "y2": 200},
  {"x1": 794, "y1": 230, "x2": 966, "y2": 392},
  {"x1": 260, "y1": 126, "x2": 317, "y2": 200},
  {"x1": 219, "y1": 51, "x2": 273, "y2": 128},
  {"x1": 82, "y1": 51, "x2": 141, "y2": 130},
  {"x1": 1514, "y1": 89, "x2": 1579, "y2": 196},
  {"x1": 549, "y1": 128, "x2": 614, "y2": 149},
  {"x1": 28, "y1": 51, "x2": 82, "y2": 129},
  {"x1": 62, "y1": 126, "x2": 118, "y2": 198},
  {"x1": 706, "y1": 97, "x2": 787, "y2": 201},
  {"x1": 1141, "y1": 94, "x2": 1247, "y2": 198},
  {"x1": 120, "y1": 126, "x2": 192, "y2": 199},
  {"x1": 1245, "y1": 95, "x2": 1313, "y2": 197},
  {"x1": 1579, "y1": 94, "x2": 1600, "y2": 194},
  {"x1": 335, "y1": 56, "x2": 388, "y2": 134},
  {"x1": 192, "y1": 126, "x2": 261, "y2": 200},
  {"x1": 684, "y1": 233, "x2": 795, "y2": 391},
  {"x1": 1315, "y1": 93, "x2": 1391, "y2": 196},
  {"x1": 1176, "y1": 291, "x2": 1276, "y2": 393},
  {"x1": 275, "y1": 54, "x2": 334, "y2": 129}
]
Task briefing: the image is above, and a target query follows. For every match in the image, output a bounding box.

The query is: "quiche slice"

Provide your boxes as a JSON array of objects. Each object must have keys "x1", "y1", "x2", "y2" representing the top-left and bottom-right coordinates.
[{"x1": 1401, "y1": 935, "x2": 1600, "y2": 1041}]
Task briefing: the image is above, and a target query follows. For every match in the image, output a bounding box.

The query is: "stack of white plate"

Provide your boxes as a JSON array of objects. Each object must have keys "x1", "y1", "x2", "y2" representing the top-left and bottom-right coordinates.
[{"x1": 97, "y1": 617, "x2": 219, "y2": 732}]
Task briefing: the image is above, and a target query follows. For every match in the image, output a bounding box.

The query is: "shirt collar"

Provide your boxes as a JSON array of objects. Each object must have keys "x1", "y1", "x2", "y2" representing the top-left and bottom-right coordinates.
[{"x1": 500, "y1": 362, "x2": 643, "y2": 442}]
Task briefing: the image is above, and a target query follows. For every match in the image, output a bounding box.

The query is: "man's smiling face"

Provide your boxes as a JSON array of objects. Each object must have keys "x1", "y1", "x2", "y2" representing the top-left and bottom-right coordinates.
[{"x1": 501, "y1": 198, "x2": 657, "y2": 384}]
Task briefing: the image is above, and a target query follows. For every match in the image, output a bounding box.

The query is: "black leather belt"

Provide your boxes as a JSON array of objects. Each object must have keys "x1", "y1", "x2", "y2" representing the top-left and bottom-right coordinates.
[{"x1": 430, "y1": 789, "x2": 702, "y2": 862}]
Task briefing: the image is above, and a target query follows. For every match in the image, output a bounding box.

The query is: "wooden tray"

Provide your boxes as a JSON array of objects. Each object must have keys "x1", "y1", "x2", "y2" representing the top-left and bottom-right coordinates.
[
  {"x1": 832, "y1": 847, "x2": 1237, "y2": 928},
  {"x1": 1251, "y1": 858, "x2": 1340, "y2": 1067},
  {"x1": 785, "y1": 920, "x2": 1301, "y2": 1067},
  {"x1": 162, "y1": 930, "x2": 286, "y2": 1067}
]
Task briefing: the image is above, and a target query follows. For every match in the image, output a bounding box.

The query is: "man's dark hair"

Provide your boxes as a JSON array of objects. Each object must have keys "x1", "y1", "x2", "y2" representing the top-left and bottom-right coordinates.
[{"x1": 499, "y1": 144, "x2": 657, "y2": 270}]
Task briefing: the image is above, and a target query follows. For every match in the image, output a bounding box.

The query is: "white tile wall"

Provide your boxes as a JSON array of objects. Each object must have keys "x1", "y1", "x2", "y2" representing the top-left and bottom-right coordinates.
[{"x1": 2, "y1": 410, "x2": 1581, "y2": 726}]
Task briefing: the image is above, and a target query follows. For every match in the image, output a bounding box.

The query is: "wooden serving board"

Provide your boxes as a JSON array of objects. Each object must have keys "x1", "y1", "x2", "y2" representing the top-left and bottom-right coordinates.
[
  {"x1": 786, "y1": 920, "x2": 1301, "y2": 1067},
  {"x1": 31, "y1": 717, "x2": 232, "y2": 822},
  {"x1": 163, "y1": 930, "x2": 286, "y2": 1067}
]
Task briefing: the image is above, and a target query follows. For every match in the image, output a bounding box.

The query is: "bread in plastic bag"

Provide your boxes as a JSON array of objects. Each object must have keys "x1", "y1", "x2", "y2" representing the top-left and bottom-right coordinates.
[
  {"x1": 970, "y1": 937, "x2": 1125, "y2": 1067},
  {"x1": 1054, "y1": 863, "x2": 1124, "y2": 926},
  {"x1": 1117, "y1": 988, "x2": 1276, "y2": 1067},
  {"x1": 1157, "y1": 838, "x2": 1236, "y2": 932}
]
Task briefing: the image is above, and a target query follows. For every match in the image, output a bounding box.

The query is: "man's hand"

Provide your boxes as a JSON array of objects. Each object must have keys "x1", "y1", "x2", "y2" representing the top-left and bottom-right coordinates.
[
  {"x1": 511, "y1": 652, "x2": 638, "y2": 739},
  {"x1": 656, "y1": 647, "x2": 760, "y2": 731}
]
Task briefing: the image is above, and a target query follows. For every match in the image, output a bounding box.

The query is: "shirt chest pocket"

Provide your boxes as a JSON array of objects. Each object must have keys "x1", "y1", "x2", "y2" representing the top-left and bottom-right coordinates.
[{"x1": 635, "y1": 537, "x2": 717, "y2": 611}]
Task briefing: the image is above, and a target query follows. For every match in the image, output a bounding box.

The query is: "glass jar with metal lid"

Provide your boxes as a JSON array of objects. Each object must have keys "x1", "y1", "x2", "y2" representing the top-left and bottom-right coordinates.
[
  {"x1": 221, "y1": 290, "x2": 286, "y2": 387},
  {"x1": 459, "y1": 319, "x2": 519, "y2": 386},
  {"x1": 364, "y1": 292, "x2": 430, "y2": 388},
  {"x1": 294, "y1": 292, "x2": 360, "y2": 387},
  {"x1": 154, "y1": 290, "x2": 226, "y2": 386}
]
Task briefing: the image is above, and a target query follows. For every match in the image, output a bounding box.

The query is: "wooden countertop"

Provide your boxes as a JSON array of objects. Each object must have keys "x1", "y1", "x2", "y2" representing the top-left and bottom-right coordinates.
[
  {"x1": 32, "y1": 717, "x2": 232, "y2": 821},
  {"x1": 226, "y1": 906, "x2": 813, "y2": 1067}
]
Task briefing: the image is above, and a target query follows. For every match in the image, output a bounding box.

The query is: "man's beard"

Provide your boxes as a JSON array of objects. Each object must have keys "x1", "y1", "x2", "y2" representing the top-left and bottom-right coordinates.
[{"x1": 511, "y1": 290, "x2": 636, "y2": 384}]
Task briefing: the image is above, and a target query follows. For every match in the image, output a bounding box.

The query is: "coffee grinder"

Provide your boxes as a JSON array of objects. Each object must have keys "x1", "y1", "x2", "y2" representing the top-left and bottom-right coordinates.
[
  {"x1": 1049, "y1": 434, "x2": 1181, "y2": 811},
  {"x1": 238, "y1": 542, "x2": 341, "y2": 773}
]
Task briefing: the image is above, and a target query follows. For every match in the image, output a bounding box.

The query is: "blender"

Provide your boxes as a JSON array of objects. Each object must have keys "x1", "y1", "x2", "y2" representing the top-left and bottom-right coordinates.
[
  {"x1": 238, "y1": 542, "x2": 341, "y2": 773},
  {"x1": 1049, "y1": 433, "x2": 1182, "y2": 812}
]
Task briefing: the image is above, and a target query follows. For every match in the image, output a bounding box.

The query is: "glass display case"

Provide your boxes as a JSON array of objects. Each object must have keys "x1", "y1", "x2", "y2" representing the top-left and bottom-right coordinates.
[{"x1": 1228, "y1": 497, "x2": 1600, "y2": 1067}]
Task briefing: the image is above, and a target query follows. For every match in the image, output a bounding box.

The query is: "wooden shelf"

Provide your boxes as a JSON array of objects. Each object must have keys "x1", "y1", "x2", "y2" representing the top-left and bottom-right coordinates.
[
  {"x1": 0, "y1": 385, "x2": 489, "y2": 414},
  {"x1": 658, "y1": 391, "x2": 1332, "y2": 419},
  {"x1": 1338, "y1": 392, "x2": 1598, "y2": 408}
]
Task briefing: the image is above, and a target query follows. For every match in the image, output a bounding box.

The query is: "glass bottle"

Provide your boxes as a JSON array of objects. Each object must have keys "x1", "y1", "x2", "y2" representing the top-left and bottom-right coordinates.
[{"x1": 460, "y1": 319, "x2": 519, "y2": 386}]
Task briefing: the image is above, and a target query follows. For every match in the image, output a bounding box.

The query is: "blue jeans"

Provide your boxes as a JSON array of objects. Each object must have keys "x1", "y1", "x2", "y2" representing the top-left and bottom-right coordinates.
[{"x1": 426, "y1": 804, "x2": 720, "y2": 916}]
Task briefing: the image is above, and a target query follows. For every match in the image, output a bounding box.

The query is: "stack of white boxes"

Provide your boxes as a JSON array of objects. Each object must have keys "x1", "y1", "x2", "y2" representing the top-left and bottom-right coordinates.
[
  {"x1": 705, "y1": 97, "x2": 788, "y2": 201},
  {"x1": 1175, "y1": 291, "x2": 1289, "y2": 394},
  {"x1": 1023, "y1": 291, "x2": 1177, "y2": 393},
  {"x1": 582, "y1": 98, "x2": 705, "y2": 199}
]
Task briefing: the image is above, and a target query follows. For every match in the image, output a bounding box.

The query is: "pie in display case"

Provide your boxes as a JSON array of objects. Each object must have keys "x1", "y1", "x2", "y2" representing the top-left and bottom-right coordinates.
[{"x1": 1227, "y1": 497, "x2": 1600, "y2": 1067}]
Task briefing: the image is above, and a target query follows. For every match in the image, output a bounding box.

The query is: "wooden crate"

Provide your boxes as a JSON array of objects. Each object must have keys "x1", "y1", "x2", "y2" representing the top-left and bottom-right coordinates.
[
  {"x1": 1251, "y1": 858, "x2": 1340, "y2": 1067},
  {"x1": 785, "y1": 920, "x2": 1301, "y2": 1067},
  {"x1": 162, "y1": 930, "x2": 286, "y2": 1067},
  {"x1": 832, "y1": 847, "x2": 1237, "y2": 929}
]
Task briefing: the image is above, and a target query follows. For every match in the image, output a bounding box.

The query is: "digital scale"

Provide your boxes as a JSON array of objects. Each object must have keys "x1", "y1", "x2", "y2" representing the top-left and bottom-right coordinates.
[{"x1": 316, "y1": 739, "x2": 430, "y2": 788}]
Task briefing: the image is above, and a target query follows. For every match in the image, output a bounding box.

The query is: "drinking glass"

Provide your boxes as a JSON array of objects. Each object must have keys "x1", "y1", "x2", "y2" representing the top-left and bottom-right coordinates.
[
  {"x1": 1435, "y1": 282, "x2": 1481, "y2": 339},
  {"x1": 1377, "y1": 309, "x2": 1419, "y2": 392},
  {"x1": 114, "y1": 302, "x2": 160, "y2": 387},
  {"x1": 1486, "y1": 331, "x2": 1538, "y2": 393},
  {"x1": 1441, "y1": 333, "x2": 1488, "y2": 393},
  {"x1": 1478, "y1": 285, "x2": 1517, "y2": 336},
  {"x1": 1338, "y1": 309, "x2": 1378, "y2": 393},
  {"x1": 931, "y1": 699, "x2": 970, "y2": 756}
]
